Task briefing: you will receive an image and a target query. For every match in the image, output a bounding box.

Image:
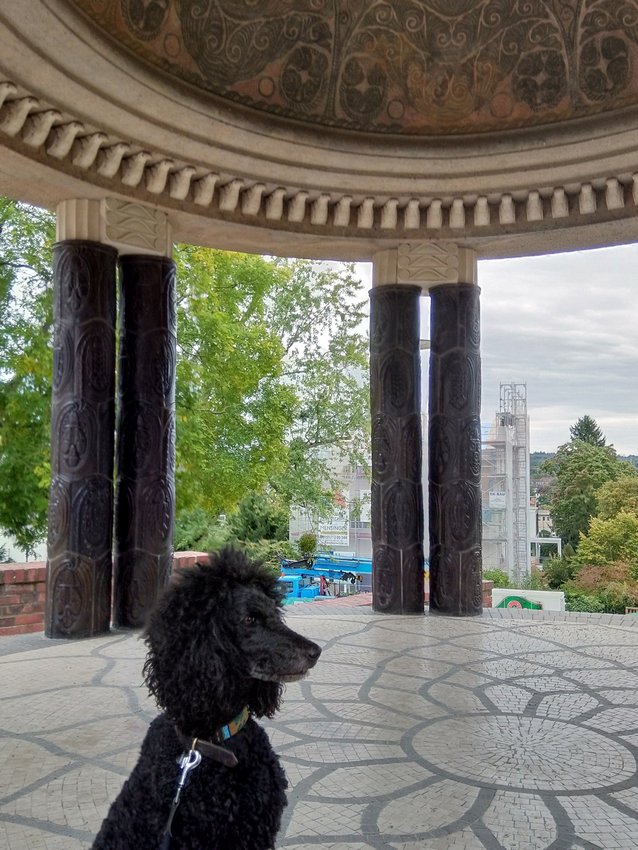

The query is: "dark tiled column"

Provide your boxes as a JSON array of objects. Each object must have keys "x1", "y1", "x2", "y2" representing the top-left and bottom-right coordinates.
[
  {"x1": 428, "y1": 282, "x2": 482, "y2": 616},
  {"x1": 370, "y1": 285, "x2": 424, "y2": 614},
  {"x1": 46, "y1": 240, "x2": 117, "y2": 638},
  {"x1": 113, "y1": 254, "x2": 176, "y2": 628}
]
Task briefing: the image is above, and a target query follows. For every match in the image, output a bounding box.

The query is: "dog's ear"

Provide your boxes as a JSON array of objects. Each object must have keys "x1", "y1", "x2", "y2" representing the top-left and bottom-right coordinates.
[
  {"x1": 249, "y1": 680, "x2": 283, "y2": 718},
  {"x1": 143, "y1": 569, "x2": 247, "y2": 727}
]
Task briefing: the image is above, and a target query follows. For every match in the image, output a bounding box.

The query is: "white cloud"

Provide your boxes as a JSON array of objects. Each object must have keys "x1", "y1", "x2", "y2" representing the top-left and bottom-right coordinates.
[
  {"x1": 358, "y1": 243, "x2": 638, "y2": 455},
  {"x1": 479, "y1": 245, "x2": 638, "y2": 454}
]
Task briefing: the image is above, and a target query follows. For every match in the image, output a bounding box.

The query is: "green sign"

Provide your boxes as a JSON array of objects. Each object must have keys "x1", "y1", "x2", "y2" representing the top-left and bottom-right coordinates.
[{"x1": 497, "y1": 595, "x2": 543, "y2": 610}]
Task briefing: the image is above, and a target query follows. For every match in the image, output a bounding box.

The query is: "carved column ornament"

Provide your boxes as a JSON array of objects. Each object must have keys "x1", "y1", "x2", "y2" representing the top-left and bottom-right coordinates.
[
  {"x1": 428, "y1": 282, "x2": 483, "y2": 616},
  {"x1": 370, "y1": 285, "x2": 424, "y2": 614},
  {"x1": 46, "y1": 240, "x2": 117, "y2": 638},
  {"x1": 57, "y1": 198, "x2": 172, "y2": 257},
  {"x1": 374, "y1": 243, "x2": 477, "y2": 289},
  {"x1": 113, "y1": 254, "x2": 177, "y2": 628}
]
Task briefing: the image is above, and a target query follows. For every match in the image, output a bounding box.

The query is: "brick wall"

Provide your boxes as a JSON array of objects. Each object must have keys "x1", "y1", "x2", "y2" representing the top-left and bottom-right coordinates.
[
  {"x1": 172, "y1": 551, "x2": 209, "y2": 570},
  {"x1": 0, "y1": 552, "x2": 211, "y2": 638},
  {"x1": 482, "y1": 580, "x2": 494, "y2": 608},
  {"x1": 0, "y1": 562, "x2": 47, "y2": 636}
]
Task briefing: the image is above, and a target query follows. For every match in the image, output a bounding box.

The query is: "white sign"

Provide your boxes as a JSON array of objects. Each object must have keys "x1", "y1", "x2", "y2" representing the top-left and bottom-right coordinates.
[
  {"x1": 489, "y1": 490, "x2": 506, "y2": 509},
  {"x1": 318, "y1": 508, "x2": 350, "y2": 547}
]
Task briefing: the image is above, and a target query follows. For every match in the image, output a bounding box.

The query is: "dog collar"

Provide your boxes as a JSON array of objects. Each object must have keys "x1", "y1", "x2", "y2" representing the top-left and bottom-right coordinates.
[
  {"x1": 173, "y1": 707, "x2": 250, "y2": 769},
  {"x1": 212, "y1": 706, "x2": 250, "y2": 743}
]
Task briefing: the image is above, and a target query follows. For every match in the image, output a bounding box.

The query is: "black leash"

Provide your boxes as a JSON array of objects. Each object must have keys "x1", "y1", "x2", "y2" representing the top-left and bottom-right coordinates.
[{"x1": 159, "y1": 730, "x2": 240, "y2": 849}]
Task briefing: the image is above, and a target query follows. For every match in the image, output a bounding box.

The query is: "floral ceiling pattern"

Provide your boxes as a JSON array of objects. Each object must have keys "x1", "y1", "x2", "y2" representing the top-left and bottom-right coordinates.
[{"x1": 72, "y1": 1, "x2": 638, "y2": 134}]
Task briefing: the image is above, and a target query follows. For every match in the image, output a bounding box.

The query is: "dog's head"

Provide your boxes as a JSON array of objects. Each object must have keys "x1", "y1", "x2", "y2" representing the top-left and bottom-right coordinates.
[{"x1": 143, "y1": 547, "x2": 321, "y2": 735}]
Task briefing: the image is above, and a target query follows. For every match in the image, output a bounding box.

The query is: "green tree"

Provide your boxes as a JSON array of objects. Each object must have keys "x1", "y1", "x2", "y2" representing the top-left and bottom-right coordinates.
[
  {"x1": 542, "y1": 556, "x2": 576, "y2": 589},
  {"x1": 596, "y1": 474, "x2": 638, "y2": 520},
  {"x1": 541, "y1": 440, "x2": 630, "y2": 548},
  {"x1": 0, "y1": 199, "x2": 55, "y2": 557},
  {"x1": 483, "y1": 568, "x2": 510, "y2": 588},
  {"x1": 0, "y1": 203, "x2": 371, "y2": 551},
  {"x1": 172, "y1": 508, "x2": 228, "y2": 552},
  {"x1": 569, "y1": 415, "x2": 606, "y2": 446},
  {"x1": 574, "y1": 512, "x2": 638, "y2": 575},
  {"x1": 174, "y1": 249, "x2": 370, "y2": 521},
  {"x1": 297, "y1": 532, "x2": 317, "y2": 561},
  {"x1": 268, "y1": 260, "x2": 370, "y2": 516},
  {"x1": 175, "y1": 246, "x2": 295, "y2": 517},
  {"x1": 226, "y1": 492, "x2": 289, "y2": 543}
]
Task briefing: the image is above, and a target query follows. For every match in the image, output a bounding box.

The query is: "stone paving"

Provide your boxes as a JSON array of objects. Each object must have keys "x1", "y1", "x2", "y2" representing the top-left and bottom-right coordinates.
[{"x1": 3, "y1": 605, "x2": 638, "y2": 849}]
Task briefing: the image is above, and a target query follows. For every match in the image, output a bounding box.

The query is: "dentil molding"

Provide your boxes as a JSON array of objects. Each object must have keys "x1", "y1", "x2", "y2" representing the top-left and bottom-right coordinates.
[{"x1": 2, "y1": 0, "x2": 638, "y2": 259}]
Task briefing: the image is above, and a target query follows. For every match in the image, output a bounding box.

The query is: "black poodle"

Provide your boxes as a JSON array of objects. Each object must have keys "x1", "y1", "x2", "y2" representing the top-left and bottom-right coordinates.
[{"x1": 92, "y1": 547, "x2": 321, "y2": 850}]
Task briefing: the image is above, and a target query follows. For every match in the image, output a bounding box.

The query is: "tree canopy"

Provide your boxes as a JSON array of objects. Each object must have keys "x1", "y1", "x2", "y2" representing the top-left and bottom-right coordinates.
[
  {"x1": 596, "y1": 474, "x2": 638, "y2": 520},
  {"x1": 0, "y1": 201, "x2": 370, "y2": 554},
  {"x1": 174, "y1": 246, "x2": 296, "y2": 516},
  {"x1": 569, "y1": 414, "x2": 606, "y2": 446},
  {"x1": 574, "y1": 512, "x2": 638, "y2": 575},
  {"x1": 539, "y1": 419, "x2": 638, "y2": 613},
  {"x1": 174, "y1": 247, "x2": 369, "y2": 521},
  {"x1": 541, "y1": 436, "x2": 633, "y2": 548},
  {"x1": 0, "y1": 199, "x2": 54, "y2": 556}
]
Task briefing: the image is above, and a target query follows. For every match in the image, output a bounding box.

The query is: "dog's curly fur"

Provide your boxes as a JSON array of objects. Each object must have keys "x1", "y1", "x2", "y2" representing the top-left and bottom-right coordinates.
[{"x1": 91, "y1": 547, "x2": 321, "y2": 850}]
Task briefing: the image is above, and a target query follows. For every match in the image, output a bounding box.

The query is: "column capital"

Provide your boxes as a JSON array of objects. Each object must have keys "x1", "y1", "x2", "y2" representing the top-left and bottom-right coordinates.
[
  {"x1": 372, "y1": 242, "x2": 477, "y2": 290},
  {"x1": 56, "y1": 198, "x2": 172, "y2": 256}
]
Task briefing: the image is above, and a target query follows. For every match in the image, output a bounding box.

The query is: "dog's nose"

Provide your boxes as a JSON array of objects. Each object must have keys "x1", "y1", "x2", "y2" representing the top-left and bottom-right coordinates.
[{"x1": 307, "y1": 641, "x2": 322, "y2": 662}]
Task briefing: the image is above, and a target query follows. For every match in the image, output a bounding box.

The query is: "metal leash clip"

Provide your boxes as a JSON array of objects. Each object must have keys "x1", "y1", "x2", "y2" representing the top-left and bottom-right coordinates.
[
  {"x1": 159, "y1": 745, "x2": 202, "y2": 849},
  {"x1": 178, "y1": 748, "x2": 202, "y2": 787}
]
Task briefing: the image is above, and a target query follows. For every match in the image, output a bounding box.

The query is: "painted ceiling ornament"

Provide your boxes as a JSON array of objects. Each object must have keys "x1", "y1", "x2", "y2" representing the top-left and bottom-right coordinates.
[{"x1": 72, "y1": 0, "x2": 638, "y2": 134}]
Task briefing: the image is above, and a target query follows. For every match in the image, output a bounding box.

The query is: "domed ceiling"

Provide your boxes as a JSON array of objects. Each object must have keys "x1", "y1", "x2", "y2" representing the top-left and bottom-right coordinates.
[
  {"x1": 2, "y1": 0, "x2": 638, "y2": 259},
  {"x1": 73, "y1": 0, "x2": 638, "y2": 135}
]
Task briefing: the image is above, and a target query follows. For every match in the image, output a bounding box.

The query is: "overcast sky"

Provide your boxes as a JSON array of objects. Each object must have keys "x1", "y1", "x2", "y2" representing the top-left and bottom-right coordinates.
[{"x1": 359, "y1": 243, "x2": 638, "y2": 456}]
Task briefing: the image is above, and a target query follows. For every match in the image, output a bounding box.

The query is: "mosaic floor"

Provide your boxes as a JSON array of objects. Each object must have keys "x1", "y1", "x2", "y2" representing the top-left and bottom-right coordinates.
[{"x1": 2, "y1": 606, "x2": 638, "y2": 849}]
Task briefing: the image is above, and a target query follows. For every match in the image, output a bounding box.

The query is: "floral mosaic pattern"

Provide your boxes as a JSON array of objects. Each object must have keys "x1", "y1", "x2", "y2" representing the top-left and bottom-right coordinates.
[
  {"x1": 73, "y1": 0, "x2": 638, "y2": 134},
  {"x1": 3, "y1": 608, "x2": 638, "y2": 848}
]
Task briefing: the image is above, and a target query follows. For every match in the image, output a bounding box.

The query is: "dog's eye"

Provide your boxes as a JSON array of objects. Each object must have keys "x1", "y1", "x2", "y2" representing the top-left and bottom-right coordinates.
[{"x1": 243, "y1": 615, "x2": 257, "y2": 626}]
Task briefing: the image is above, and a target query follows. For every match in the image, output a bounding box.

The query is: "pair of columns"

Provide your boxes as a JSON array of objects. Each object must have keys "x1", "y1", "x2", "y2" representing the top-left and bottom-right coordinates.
[
  {"x1": 46, "y1": 199, "x2": 176, "y2": 638},
  {"x1": 45, "y1": 204, "x2": 481, "y2": 637},
  {"x1": 370, "y1": 244, "x2": 482, "y2": 616}
]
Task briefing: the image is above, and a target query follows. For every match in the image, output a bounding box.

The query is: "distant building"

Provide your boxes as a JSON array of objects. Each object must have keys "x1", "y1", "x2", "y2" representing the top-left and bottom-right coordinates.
[
  {"x1": 529, "y1": 497, "x2": 562, "y2": 566},
  {"x1": 289, "y1": 414, "x2": 430, "y2": 560},
  {"x1": 481, "y1": 383, "x2": 531, "y2": 583},
  {"x1": 536, "y1": 506, "x2": 554, "y2": 534},
  {"x1": 288, "y1": 444, "x2": 373, "y2": 558}
]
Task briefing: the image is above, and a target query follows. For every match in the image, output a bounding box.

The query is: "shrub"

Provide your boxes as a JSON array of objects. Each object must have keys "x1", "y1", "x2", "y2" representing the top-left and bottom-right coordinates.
[
  {"x1": 297, "y1": 532, "x2": 317, "y2": 561},
  {"x1": 565, "y1": 592, "x2": 605, "y2": 613},
  {"x1": 597, "y1": 581, "x2": 638, "y2": 614},
  {"x1": 174, "y1": 509, "x2": 228, "y2": 551},
  {"x1": 542, "y1": 556, "x2": 576, "y2": 589},
  {"x1": 238, "y1": 539, "x2": 298, "y2": 573},
  {"x1": 226, "y1": 493, "x2": 289, "y2": 543},
  {"x1": 483, "y1": 569, "x2": 510, "y2": 588},
  {"x1": 565, "y1": 561, "x2": 638, "y2": 614},
  {"x1": 521, "y1": 566, "x2": 547, "y2": 590}
]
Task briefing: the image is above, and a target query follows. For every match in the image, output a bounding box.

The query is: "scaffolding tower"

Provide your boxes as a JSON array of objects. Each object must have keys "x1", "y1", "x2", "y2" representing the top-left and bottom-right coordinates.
[{"x1": 481, "y1": 383, "x2": 531, "y2": 584}]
